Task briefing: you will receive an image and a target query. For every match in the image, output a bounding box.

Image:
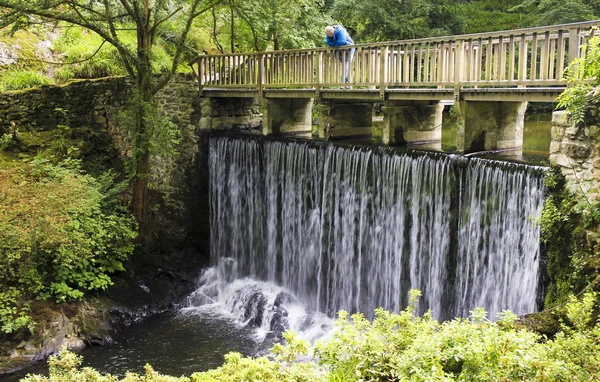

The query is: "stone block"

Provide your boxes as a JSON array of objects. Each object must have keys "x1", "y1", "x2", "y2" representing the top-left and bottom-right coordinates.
[
  {"x1": 550, "y1": 153, "x2": 573, "y2": 168},
  {"x1": 549, "y1": 140, "x2": 561, "y2": 154},
  {"x1": 581, "y1": 170, "x2": 594, "y2": 181},
  {"x1": 551, "y1": 125, "x2": 565, "y2": 140},
  {"x1": 563, "y1": 141, "x2": 592, "y2": 159},
  {"x1": 552, "y1": 110, "x2": 572, "y2": 127}
]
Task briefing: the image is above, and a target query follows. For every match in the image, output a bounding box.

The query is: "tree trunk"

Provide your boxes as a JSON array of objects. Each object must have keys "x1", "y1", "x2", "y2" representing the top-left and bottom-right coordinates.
[{"x1": 131, "y1": 13, "x2": 154, "y2": 232}]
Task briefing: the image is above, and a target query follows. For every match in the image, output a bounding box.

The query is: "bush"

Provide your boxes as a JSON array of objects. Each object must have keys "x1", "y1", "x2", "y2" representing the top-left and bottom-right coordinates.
[
  {"x1": 20, "y1": 292, "x2": 600, "y2": 381},
  {"x1": 0, "y1": 158, "x2": 137, "y2": 333},
  {"x1": 0, "y1": 69, "x2": 52, "y2": 91}
]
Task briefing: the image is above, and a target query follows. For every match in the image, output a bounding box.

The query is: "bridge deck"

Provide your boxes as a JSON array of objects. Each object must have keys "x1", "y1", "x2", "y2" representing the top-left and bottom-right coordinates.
[
  {"x1": 191, "y1": 20, "x2": 599, "y2": 102},
  {"x1": 201, "y1": 87, "x2": 565, "y2": 102}
]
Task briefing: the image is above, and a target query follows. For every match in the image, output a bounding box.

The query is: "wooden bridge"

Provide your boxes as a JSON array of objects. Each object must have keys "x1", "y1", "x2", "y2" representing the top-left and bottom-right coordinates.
[{"x1": 189, "y1": 20, "x2": 600, "y2": 152}]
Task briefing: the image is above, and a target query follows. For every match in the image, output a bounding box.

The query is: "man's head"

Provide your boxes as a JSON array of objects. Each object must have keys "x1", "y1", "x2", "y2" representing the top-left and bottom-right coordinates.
[{"x1": 324, "y1": 26, "x2": 335, "y2": 38}]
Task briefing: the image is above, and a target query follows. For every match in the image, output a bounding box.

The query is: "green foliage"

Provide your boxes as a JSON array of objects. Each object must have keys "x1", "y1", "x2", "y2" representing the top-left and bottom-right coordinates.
[
  {"x1": 511, "y1": 0, "x2": 600, "y2": 26},
  {"x1": 52, "y1": 26, "x2": 127, "y2": 82},
  {"x1": 541, "y1": 165, "x2": 600, "y2": 307},
  {"x1": 557, "y1": 32, "x2": 600, "y2": 124},
  {"x1": 0, "y1": 159, "x2": 137, "y2": 333},
  {"x1": 21, "y1": 292, "x2": 600, "y2": 382},
  {"x1": 112, "y1": 92, "x2": 181, "y2": 176},
  {"x1": 192, "y1": 331, "x2": 326, "y2": 382},
  {"x1": 0, "y1": 123, "x2": 18, "y2": 150},
  {"x1": 51, "y1": 25, "x2": 176, "y2": 82},
  {"x1": 461, "y1": 0, "x2": 531, "y2": 33},
  {"x1": 0, "y1": 69, "x2": 52, "y2": 91},
  {"x1": 0, "y1": 288, "x2": 34, "y2": 334}
]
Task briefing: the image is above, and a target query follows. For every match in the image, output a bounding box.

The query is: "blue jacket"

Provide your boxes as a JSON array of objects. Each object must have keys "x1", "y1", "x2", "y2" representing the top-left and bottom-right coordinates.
[{"x1": 326, "y1": 25, "x2": 354, "y2": 47}]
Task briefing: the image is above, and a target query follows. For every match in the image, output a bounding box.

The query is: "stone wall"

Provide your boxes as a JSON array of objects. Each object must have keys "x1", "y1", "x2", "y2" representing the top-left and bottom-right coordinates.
[
  {"x1": 0, "y1": 75, "x2": 262, "y2": 249},
  {"x1": 0, "y1": 77, "x2": 131, "y2": 133},
  {"x1": 550, "y1": 109, "x2": 600, "y2": 201}
]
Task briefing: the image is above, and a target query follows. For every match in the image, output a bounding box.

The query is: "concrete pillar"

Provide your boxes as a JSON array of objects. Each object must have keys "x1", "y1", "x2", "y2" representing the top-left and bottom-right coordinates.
[
  {"x1": 381, "y1": 101, "x2": 444, "y2": 145},
  {"x1": 317, "y1": 101, "x2": 372, "y2": 139},
  {"x1": 455, "y1": 101, "x2": 527, "y2": 153},
  {"x1": 262, "y1": 98, "x2": 313, "y2": 135}
]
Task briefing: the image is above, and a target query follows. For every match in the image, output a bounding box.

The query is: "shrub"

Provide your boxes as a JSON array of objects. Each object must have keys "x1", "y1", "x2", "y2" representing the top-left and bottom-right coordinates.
[
  {"x1": 0, "y1": 158, "x2": 137, "y2": 333},
  {"x1": 20, "y1": 292, "x2": 600, "y2": 381}
]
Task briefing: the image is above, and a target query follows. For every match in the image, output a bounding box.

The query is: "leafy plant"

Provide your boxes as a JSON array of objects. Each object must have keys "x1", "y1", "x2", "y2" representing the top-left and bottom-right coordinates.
[
  {"x1": 0, "y1": 159, "x2": 137, "y2": 333},
  {"x1": 557, "y1": 31, "x2": 600, "y2": 124},
  {"x1": 20, "y1": 292, "x2": 600, "y2": 381}
]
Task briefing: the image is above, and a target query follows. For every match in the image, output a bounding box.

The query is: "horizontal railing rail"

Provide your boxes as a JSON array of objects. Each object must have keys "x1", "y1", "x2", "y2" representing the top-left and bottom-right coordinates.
[{"x1": 189, "y1": 20, "x2": 600, "y2": 91}]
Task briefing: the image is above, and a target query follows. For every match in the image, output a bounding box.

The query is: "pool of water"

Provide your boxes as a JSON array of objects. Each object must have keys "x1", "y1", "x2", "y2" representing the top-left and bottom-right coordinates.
[{"x1": 4, "y1": 309, "x2": 273, "y2": 380}]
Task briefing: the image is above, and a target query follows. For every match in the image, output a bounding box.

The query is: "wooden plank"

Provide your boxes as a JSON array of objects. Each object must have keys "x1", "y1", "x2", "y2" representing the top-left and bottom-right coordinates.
[
  {"x1": 508, "y1": 36, "x2": 515, "y2": 81},
  {"x1": 540, "y1": 31, "x2": 550, "y2": 80},
  {"x1": 496, "y1": 35, "x2": 503, "y2": 81},
  {"x1": 568, "y1": 28, "x2": 581, "y2": 64},
  {"x1": 549, "y1": 38, "x2": 556, "y2": 80},
  {"x1": 518, "y1": 34, "x2": 527, "y2": 81},
  {"x1": 485, "y1": 37, "x2": 492, "y2": 81},
  {"x1": 477, "y1": 38, "x2": 483, "y2": 82},
  {"x1": 531, "y1": 32, "x2": 538, "y2": 80},
  {"x1": 424, "y1": 42, "x2": 430, "y2": 83}
]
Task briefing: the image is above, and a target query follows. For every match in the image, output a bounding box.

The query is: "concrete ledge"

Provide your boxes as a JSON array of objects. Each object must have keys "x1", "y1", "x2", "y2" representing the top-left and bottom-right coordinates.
[
  {"x1": 461, "y1": 87, "x2": 565, "y2": 102},
  {"x1": 264, "y1": 89, "x2": 317, "y2": 99},
  {"x1": 319, "y1": 89, "x2": 382, "y2": 102},
  {"x1": 201, "y1": 88, "x2": 259, "y2": 98},
  {"x1": 387, "y1": 89, "x2": 454, "y2": 101}
]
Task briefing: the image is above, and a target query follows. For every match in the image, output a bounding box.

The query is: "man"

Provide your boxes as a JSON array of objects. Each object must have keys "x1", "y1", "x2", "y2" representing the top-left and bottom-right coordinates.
[{"x1": 324, "y1": 25, "x2": 355, "y2": 86}]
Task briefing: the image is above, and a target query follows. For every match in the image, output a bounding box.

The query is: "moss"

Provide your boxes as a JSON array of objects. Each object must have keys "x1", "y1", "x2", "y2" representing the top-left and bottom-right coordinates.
[{"x1": 517, "y1": 310, "x2": 560, "y2": 337}]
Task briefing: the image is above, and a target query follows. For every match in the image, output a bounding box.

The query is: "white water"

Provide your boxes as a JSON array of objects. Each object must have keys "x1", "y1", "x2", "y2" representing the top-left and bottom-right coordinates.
[{"x1": 191, "y1": 136, "x2": 545, "y2": 336}]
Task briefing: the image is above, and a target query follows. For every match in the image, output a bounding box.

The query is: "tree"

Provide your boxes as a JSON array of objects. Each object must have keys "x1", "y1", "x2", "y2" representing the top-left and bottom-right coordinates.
[
  {"x1": 202, "y1": 0, "x2": 332, "y2": 52},
  {"x1": 511, "y1": 0, "x2": 600, "y2": 25},
  {"x1": 330, "y1": 0, "x2": 464, "y2": 42},
  {"x1": 0, "y1": 0, "x2": 222, "y2": 230}
]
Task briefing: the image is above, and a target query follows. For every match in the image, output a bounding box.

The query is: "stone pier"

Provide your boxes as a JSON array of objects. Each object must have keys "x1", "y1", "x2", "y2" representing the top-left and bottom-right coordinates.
[
  {"x1": 381, "y1": 101, "x2": 444, "y2": 145},
  {"x1": 317, "y1": 101, "x2": 372, "y2": 139},
  {"x1": 262, "y1": 98, "x2": 313, "y2": 135},
  {"x1": 454, "y1": 101, "x2": 527, "y2": 153}
]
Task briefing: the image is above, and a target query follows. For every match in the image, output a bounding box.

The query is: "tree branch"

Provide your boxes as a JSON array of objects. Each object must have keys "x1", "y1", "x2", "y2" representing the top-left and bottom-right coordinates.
[{"x1": 150, "y1": 6, "x2": 182, "y2": 35}]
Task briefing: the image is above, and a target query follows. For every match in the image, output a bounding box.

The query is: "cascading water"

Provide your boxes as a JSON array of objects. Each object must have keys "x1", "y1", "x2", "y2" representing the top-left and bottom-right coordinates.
[{"x1": 194, "y1": 135, "x2": 545, "y2": 331}]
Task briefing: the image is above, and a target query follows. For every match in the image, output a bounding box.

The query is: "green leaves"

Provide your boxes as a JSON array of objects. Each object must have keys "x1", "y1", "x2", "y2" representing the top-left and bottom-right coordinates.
[
  {"x1": 21, "y1": 292, "x2": 600, "y2": 381},
  {"x1": 557, "y1": 32, "x2": 600, "y2": 125},
  {"x1": 0, "y1": 159, "x2": 137, "y2": 333}
]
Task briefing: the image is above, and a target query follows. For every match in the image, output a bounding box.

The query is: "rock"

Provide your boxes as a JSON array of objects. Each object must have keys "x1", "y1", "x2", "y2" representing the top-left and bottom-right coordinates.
[
  {"x1": 563, "y1": 141, "x2": 592, "y2": 159},
  {"x1": 552, "y1": 110, "x2": 572, "y2": 127},
  {"x1": 550, "y1": 153, "x2": 573, "y2": 168}
]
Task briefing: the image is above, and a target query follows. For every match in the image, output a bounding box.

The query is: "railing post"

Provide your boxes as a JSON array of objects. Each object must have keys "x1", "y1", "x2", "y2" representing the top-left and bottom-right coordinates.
[
  {"x1": 567, "y1": 28, "x2": 581, "y2": 87},
  {"x1": 568, "y1": 27, "x2": 581, "y2": 63},
  {"x1": 315, "y1": 51, "x2": 322, "y2": 90},
  {"x1": 258, "y1": 53, "x2": 264, "y2": 94},
  {"x1": 197, "y1": 56, "x2": 204, "y2": 93},
  {"x1": 380, "y1": 46, "x2": 389, "y2": 97},
  {"x1": 454, "y1": 39, "x2": 465, "y2": 100}
]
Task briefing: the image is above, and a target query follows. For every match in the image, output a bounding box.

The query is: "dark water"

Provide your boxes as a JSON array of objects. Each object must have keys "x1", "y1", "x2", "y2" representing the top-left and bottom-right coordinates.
[{"x1": 4, "y1": 310, "x2": 271, "y2": 380}]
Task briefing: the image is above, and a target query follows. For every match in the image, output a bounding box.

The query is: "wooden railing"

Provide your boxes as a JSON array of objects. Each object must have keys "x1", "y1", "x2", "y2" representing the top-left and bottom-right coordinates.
[{"x1": 190, "y1": 20, "x2": 600, "y2": 91}]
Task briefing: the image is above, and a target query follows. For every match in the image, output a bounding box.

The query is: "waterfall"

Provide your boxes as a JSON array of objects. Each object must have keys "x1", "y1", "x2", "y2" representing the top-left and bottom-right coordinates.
[{"x1": 206, "y1": 135, "x2": 546, "y2": 321}]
